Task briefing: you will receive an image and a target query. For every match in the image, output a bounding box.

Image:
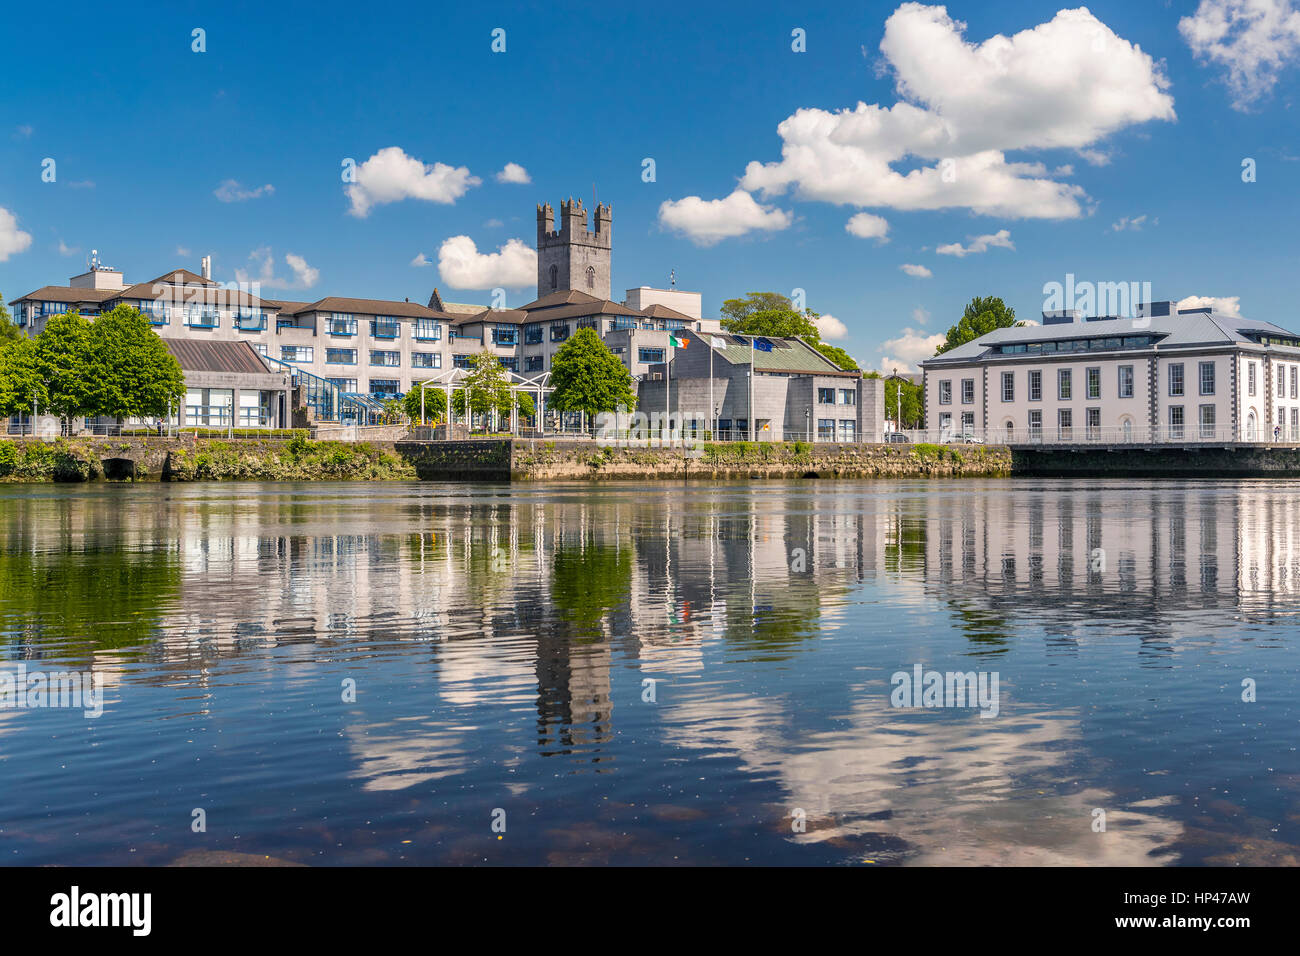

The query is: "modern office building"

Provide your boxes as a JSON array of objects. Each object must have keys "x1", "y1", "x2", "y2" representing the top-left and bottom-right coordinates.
[
  {"x1": 8, "y1": 197, "x2": 869, "y2": 435},
  {"x1": 641, "y1": 331, "x2": 882, "y2": 441},
  {"x1": 919, "y1": 301, "x2": 1300, "y2": 443}
]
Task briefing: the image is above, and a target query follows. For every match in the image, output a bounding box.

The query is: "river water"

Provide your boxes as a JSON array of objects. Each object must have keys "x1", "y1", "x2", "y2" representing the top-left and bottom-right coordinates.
[{"x1": 0, "y1": 479, "x2": 1296, "y2": 866}]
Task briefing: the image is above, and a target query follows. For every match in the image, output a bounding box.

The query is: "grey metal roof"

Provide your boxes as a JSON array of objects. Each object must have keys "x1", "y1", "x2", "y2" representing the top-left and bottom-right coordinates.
[{"x1": 922, "y1": 310, "x2": 1300, "y2": 366}]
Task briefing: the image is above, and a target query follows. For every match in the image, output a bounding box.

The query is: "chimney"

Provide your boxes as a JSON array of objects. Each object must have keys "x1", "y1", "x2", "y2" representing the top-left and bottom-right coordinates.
[{"x1": 201, "y1": 255, "x2": 212, "y2": 280}]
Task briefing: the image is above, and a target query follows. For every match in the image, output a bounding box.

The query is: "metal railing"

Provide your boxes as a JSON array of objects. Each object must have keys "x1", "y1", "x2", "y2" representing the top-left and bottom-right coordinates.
[{"x1": 884, "y1": 424, "x2": 1300, "y2": 446}]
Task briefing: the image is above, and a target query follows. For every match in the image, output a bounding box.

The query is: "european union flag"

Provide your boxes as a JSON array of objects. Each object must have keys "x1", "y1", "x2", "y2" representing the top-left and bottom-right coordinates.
[{"x1": 753, "y1": 338, "x2": 774, "y2": 352}]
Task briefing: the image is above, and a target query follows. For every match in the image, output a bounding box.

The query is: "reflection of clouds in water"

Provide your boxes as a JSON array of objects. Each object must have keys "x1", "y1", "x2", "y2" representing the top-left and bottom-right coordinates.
[
  {"x1": 659, "y1": 688, "x2": 1182, "y2": 865},
  {"x1": 344, "y1": 717, "x2": 468, "y2": 792}
]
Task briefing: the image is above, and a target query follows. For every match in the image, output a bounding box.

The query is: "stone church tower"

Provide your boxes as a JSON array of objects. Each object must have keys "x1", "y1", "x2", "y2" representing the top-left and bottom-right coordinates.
[{"x1": 536, "y1": 198, "x2": 611, "y2": 299}]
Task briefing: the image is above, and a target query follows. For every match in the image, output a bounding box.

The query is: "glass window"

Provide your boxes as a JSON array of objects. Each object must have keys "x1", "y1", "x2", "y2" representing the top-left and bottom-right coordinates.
[
  {"x1": 638, "y1": 347, "x2": 665, "y2": 364},
  {"x1": 1248, "y1": 362, "x2": 1257, "y2": 396},
  {"x1": 492, "y1": 325, "x2": 518, "y2": 346},
  {"x1": 369, "y1": 379, "x2": 400, "y2": 398},
  {"x1": 281, "y1": 346, "x2": 313, "y2": 363},
  {"x1": 1086, "y1": 407, "x2": 1101, "y2": 438},
  {"x1": 328, "y1": 314, "x2": 357, "y2": 336},
  {"x1": 1058, "y1": 408, "x2": 1072, "y2": 439},
  {"x1": 1118, "y1": 365, "x2": 1134, "y2": 398},
  {"x1": 370, "y1": 350, "x2": 401, "y2": 367},
  {"x1": 838, "y1": 389, "x2": 856, "y2": 405},
  {"x1": 371, "y1": 317, "x2": 401, "y2": 339},
  {"x1": 550, "y1": 323, "x2": 570, "y2": 342},
  {"x1": 1058, "y1": 369, "x2": 1072, "y2": 400},
  {"x1": 327, "y1": 377, "x2": 358, "y2": 392},
  {"x1": 325, "y1": 348, "x2": 356, "y2": 364},
  {"x1": 818, "y1": 387, "x2": 835, "y2": 404},
  {"x1": 1200, "y1": 361, "x2": 1216, "y2": 396},
  {"x1": 1086, "y1": 367, "x2": 1101, "y2": 399},
  {"x1": 1168, "y1": 363, "x2": 1184, "y2": 397},
  {"x1": 524, "y1": 323, "x2": 543, "y2": 345},
  {"x1": 525, "y1": 355, "x2": 544, "y2": 372},
  {"x1": 939, "y1": 380, "x2": 952, "y2": 405},
  {"x1": 1169, "y1": 405, "x2": 1184, "y2": 439},
  {"x1": 1200, "y1": 404, "x2": 1216, "y2": 439},
  {"x1": 414, "y1": 319, "x2": 441, "y2": 341},
  {"x1": 838, "y1": 420, "x2": 856, "y2": 442},
  {"x1": 1292, "y1": 365, "x2": 1297, "y2": 400},
  {"x1": 1001, "y1": 371, "x2": 1014, "y2": 402},
  {"x1": 1028, "y1": 409, "x2": 1042, "y2": 433},
  {"x1": 961, "y1": 379, "x2": 975, "y2": 404},
  {"x1": 412, "y1": 352, "x2": 441, "y2": 369},
  {"x1": 453, "y1": 354, "x2": 474, "y2": 370},
  {"x1": 817, "y1": 419, "x2": 835, "y2": 441},
  {"x1": 1028, "y1": 370, "x2": 1042, "y2": 401}
]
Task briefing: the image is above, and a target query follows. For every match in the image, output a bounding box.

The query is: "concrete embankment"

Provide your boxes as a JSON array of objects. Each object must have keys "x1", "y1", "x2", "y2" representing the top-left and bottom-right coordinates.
[
  {"x1": 1012, "y1": 444, "x2": 1300, "y2": 477},
  {"x1": 0, "y1": 436, "x2": 1013, "y2": 482}
]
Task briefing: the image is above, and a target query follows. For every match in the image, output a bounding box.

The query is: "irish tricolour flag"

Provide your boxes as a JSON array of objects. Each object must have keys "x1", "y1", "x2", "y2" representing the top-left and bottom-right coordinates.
[{"x1": 667, "y1": 332, "x2": 688, "y2": 348}]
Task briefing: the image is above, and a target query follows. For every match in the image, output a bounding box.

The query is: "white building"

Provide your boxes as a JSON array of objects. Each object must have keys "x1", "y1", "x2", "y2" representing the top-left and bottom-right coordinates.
[{"x1": 919, "y1": 301, "x2": 1300, "y2": 444}]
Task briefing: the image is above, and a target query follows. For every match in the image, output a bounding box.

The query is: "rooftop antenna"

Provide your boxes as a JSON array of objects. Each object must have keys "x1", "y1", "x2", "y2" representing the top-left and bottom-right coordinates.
[
  {"x1": 87, "y1": 249, "x2": 100, "y2": 271},
  {"x1": 669, "y1": 269, "x2": 676, "y2": 289}
]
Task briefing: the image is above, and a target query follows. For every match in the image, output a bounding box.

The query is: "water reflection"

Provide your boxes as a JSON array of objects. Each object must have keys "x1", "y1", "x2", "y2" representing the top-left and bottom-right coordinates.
[{"x1": 0, "y1": 479, "x2": 1296, "y2": 865}]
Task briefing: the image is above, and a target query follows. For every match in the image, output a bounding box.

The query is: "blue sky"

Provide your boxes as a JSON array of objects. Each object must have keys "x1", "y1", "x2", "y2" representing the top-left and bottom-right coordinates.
[{"x1": 2, "y1": 0, "x2": 1299, "y2": 371}]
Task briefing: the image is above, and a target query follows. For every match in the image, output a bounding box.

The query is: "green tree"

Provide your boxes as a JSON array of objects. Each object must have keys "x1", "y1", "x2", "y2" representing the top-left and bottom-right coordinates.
[
  {"x1": 549, "y1": 327, "x2": 638, "y2": 421},
  {"x1": 403, "y1": 383, "x2": 448, "y2": 423},
  {"x1": 0, "y1": 336, "x2": 45, "y2": 417},
  {"x1": 871, "y1": 373, "x2": 922, "y2": 427},
  {"x1": 935, "y1": 296, "x2": 1021, "y2": 354},
  {"x1": 86, "y1": 305, "x2": 186, "y2": 422},
  {"x1": 719, "y1": 292, "x2": 861, "y2": 370},
  {"x1": 34, "y1": 310, "x2": 96, "y2": 421},
  {"x1": 0, "y1": 296, "x2": 22, "y2": 345}
]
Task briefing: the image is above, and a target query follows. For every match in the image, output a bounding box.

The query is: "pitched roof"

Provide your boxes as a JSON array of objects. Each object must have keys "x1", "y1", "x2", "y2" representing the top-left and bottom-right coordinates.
[
  {"x1": 517, "y1": 289, "x2": 604, "y2": 310},
  {"x1": 921, "y1": 310, "x2": 1300, "y2": 365},
  {"x1": 428, "y1": 288, "x2": 484, "y2": 314},
  {"x1": 9, "y1": 285, "x2": 118, "y2": 305},
  {"x1": 524, "y1": 299, "x2": 644, "y2": 320},
  {"x1": 161, "y1": 338, "x2": 275, "y2": 376},
  {"x1": 285, "y1": 297, "x2": 452, "y2": 320},
  {"x1": 693, "y1": 332, "x2": 856, "y2": 376},
  {"x1": 140, "y1": 269, "x2": 216, "y2": 288},
  {"x1": 638, "y1": 303, "x2": 696, "y2": 321},
  {"x1": 118, "y1": 282, "x2": 267, "y2": 307},
  {"x1": 453, "y1": 308, "x2": 531, "y2": 326}
]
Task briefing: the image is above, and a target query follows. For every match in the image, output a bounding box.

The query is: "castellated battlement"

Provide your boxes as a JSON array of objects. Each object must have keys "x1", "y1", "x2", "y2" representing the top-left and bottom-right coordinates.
[{"x1": 536, "y1": 195, "x2": 612, "y2": 298}]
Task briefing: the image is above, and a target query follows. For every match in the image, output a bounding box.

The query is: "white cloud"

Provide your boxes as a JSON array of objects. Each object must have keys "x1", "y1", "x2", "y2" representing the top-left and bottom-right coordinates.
[
  {"x1": 285, "y1": 253, "x2": 319, "y2": 288},
  {"x1": 1110, "y1": 214, "x2": 1156, "y2": 231},
  {"x1": 437, "y1": 236, "x2": 536, "y2": 290},
  {"x1": 911, "y1": 306, "x2": 931, "y2": 325},
  {"x1": 234, "y1": 247, "x2": 319, "y2": 290},
  {"x1": 411, "y1": 253, "x2": 431, "y2": 267},
  {"x1": 14, "y1": 125, "x2": 32, "y2": 139},
  {"x1": 495, "y1": 162, "x2": 531, "y2": 184},
  {"x1": 1180, "y1": 0, "x2": 1300, "y2": 109},
  {"x1": 1177, "y1": 294, "x2": 1242, "y2": 317},
  {"x1": 845, "y1": 212, "x2": 891, "y2": 241},
  {"x1": 176, "y1": 245, "x2": 191, "y2": 257},
  {"x1": 0, "y1": 207, "x2": 32, "y2": 261},
  {"x1": 877, "y1": 326, "x2": 948, "y2": 372},
  {"x1": 346, "y1": 147, "x2": 481, "y2": 217},
  {"x1": 57, "y1": 239, "x2": 79, "y2": 257},
  {"x1": 900, "y1": 263, "x2": 932, "y2": 277},
  {"x1": 658, "y1": 189, "x2": 793, "y2": 245},
  {"x1": 815, "y1": 313, "x2": 849, "y2": 339},
  {"x1": 215, "y1": 179, "x2": 274, "y2": 202},
  {"x1": 936, "y1": 228, "x2": 1014, "y2": 257},
  {"x1": 733, "y1": 5, "x2": 1173, "y2": 222}
]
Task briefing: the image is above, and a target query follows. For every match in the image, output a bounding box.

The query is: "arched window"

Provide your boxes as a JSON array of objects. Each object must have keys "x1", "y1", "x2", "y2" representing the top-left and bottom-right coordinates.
[
  {"x1": 549, "y1": 265, "x2": 558, "y2": 290},
  {"x1": 586, "y1": 265, "x2": 596, "y2": 290},
  {"x1": 1122, "y1": 418, "x2": 1133, "y2": 442},
  {"x1": 1247, "y1": 410, "x2": 1258, "y2": 442}
]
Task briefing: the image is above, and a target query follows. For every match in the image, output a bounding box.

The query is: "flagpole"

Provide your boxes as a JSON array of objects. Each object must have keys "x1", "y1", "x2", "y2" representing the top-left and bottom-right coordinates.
[
  {"x1": 749, "y1": 335, "x2": 755, "y2": 441},
  {"x1": 709, "y1": 341, "x2": 714, "y2": 440},
  {"x1": 665, "y1": 340, "x2": 670, "y2": 446}
]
